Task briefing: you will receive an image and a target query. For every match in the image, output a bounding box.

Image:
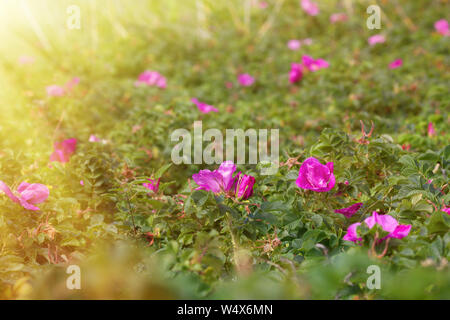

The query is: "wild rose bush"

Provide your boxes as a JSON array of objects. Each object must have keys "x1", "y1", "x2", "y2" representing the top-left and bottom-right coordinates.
[{"x1": 0, "y1": 0, "x2": 448, "y2": 299}]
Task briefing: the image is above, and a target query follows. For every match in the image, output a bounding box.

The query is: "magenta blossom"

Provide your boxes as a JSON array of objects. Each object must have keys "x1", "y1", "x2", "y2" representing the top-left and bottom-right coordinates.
[
  {"x1": 441, "y1": 206, "x2": 450, "y2": 215},
  {"x1": 135, "y1": 70, "x2": 167, "y2": 89},
  {"x1": 343, "y1": 211, "x2": 411, "y2": 243},
  {"x1": 143, "y1": 178, "x2": 160, "y2": 193},
  {"x1": 330, "y1": 13, "x2": 348, "y2": 23},
  {"x1": 234, "y1": 173, "x2": 256, "y2": 200},
  {"x1": 434, "y1": 19, "x2": 449, "y2": 36},
  {"x1": 238, "y1": 73, "x2": 255, "y2": 87},
  {"x1": 302, "y1": 55, "x2": 329, "y2": 72},
  {"x1": 289, "y1": 63, "x2": 303, "y2": 83},
  {"x1": 287, "y1": 40, "x2": 301, "y2": 51},
  {"x1": 296, "y1": 157, "x2": 335, "y2": 192},
  {"x1": 368, "y1": 34, "x2": 386, "y2": 46},
  {"x1": 335, "y1": 203, "x2": 363, "y2": 218},
  {"x1": 46, "y1": 85, "x2": 65, "y2": 97},
  {"x1": 0, "y1": 181, "x2": 49, "y2": 211},
  {"x1": 388, "y1": 59, "x2": 403, "y2": 69},
  {"x1": 192, "y1": 161, "x2": 237, "y2": 194},
  {"x1": 301, "y1": 0, "x2": 319, "y2": 16},
  {"x1": 427, "y1": 122, "x2": 436, "y2": 137},
  {"x1": 50, "y1": 138, "x2": 77, "y2": 163},
  {"x1": 191, "y1": 98, "x2": 218, "y2": 114}
]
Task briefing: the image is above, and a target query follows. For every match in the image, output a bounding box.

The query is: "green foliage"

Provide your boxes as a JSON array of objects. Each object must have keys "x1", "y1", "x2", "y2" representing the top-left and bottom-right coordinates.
[{"x1": 0, "y1": 0, "x2": 448, "y2": 299}]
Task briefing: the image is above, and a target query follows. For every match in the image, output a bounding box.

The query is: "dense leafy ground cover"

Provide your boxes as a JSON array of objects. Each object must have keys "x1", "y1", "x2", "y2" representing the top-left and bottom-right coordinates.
[{"x1": 0, "y1": 0, "x2": 449, "y2": 299}]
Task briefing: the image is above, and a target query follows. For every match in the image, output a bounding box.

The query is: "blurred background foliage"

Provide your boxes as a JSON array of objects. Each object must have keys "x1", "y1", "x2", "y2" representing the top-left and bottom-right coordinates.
[{"x1": 0, "y1": 0, "x2": 448, "y2": 299}]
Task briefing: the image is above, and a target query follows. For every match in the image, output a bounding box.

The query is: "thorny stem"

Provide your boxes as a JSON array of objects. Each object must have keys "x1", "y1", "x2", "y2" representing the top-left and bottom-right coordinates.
[
  {"x1": 369, "y1": 232, "x2": 391, "y2": 259},
  {"x1": 377, "y1": 238, "x2": 391, "y2": 259},
  {"x1": 369, "y1": 233, "x2": 378, "y2": 257}
]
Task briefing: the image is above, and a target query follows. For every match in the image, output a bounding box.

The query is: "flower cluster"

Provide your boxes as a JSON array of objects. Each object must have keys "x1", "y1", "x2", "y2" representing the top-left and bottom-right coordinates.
[{"x1": 289, "y1": 55, "x2": 329, "y2": 84}]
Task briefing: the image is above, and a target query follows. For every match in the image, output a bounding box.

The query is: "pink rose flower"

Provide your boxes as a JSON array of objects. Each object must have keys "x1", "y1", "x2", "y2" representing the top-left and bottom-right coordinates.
[
  {"x1": 368, "y1": 34, "x2": 386, "y2": 46},
  {"x1": 389, "y1": 59, "x2": 403, "y2": 69},
  {"x1": 289, "y1": 63, "x2": 303, "y2": 83},
  {"x1": 287, "y1": 40, "x2": 301, "y2": 51},
  {"x1": 434, "y1": 19, "x2": 449, "y2": 36},
  {"x1": 427, "y1": 122, "x2": 436, "y2": 137},
  {"x1": 301, "y1": 0, "x2": 319, "y2": 16},
  {"x1": 46, "y1": 85, "x2": 65, "y2": 97},
  {"x1": 343, "y1": 211, "x2": 411, "y2": 243},
  {"x1": 89, "y1": 134, "x2": 101, "y2": 142},
  {"x1": 0, "y1": 181, "x2": 49, "y2": 211},
  {"x1": 234, "y1": 172, "x2": 256, "y2": 200},
  {"x1": 441, "y1": 206, "x2": 450, "y2": 215},
  {"x1": 296, "y1": 157, "x2": 335, "y2": 192},
  {"x1": 302, "y1": 38, "x2": 313, "y2": 46},
  {"x1": 330, "y1": 13, "x2": 348, "y2": 23},
  {"x1": 135, "y1": 70, "x2": 167, "y2": 88},
  {"x1": 238, "y1": 73, "x2": 255, "y2": 87},
  {"x1": 143, "y1": 178, "x2": 160, "y2": 193},
  {"x1": 192, "y1": 161, "x2": 237, "y2": 193},
  {"x1": 335, "y1": 203, "x2": 363, "y2": 218},
  {"x1": 50, "y1": 138, "x2": 77, "y2": 163},
  {"x1": 191, "y1": 98, "x2": 218, "y2": 114},
  {"x1": 343, "y1": 222, "x2": 362, "y2": 242},
  {"x1": 302, "y1": 55, "x2": 329, "y2": 72}
]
